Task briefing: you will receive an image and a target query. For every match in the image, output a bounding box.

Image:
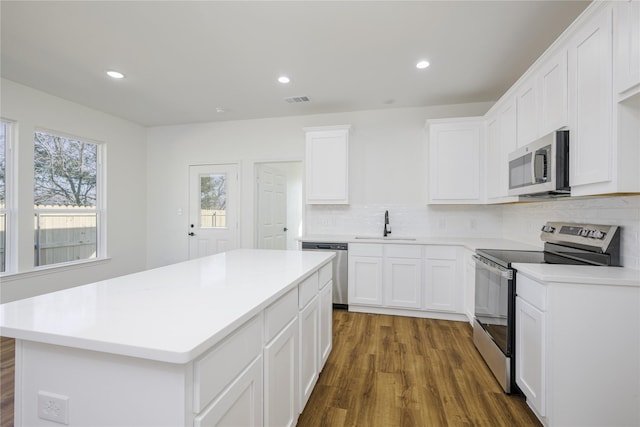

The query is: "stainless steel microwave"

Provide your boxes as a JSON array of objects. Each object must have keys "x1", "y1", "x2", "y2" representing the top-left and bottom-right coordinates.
[{"x1": 508, "y1": 130, "x2": 570, "y2": 197}]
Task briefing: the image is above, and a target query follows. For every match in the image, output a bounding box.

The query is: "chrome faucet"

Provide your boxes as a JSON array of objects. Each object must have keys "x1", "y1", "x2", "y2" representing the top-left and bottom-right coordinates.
[{"x1": 384, "y1": 210, "x2": 391, "y2": 237}]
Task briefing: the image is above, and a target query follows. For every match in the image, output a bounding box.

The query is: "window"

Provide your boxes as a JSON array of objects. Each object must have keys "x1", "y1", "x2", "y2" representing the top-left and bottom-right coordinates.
[
  {"x1": 0, "y1": 120, "x2": 9, "y2": 272},
  {"x1": 200, "y1": 174, "x2": 227, "y2": 228},
  {"x1": 33, "y1": 130, "x2": 102, "y2": 267}
]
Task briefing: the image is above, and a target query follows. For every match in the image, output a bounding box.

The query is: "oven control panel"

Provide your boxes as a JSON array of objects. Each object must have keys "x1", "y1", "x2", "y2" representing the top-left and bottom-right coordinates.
[{"x1": 540, "y1": 221, "x2": 619, "y2": 251}]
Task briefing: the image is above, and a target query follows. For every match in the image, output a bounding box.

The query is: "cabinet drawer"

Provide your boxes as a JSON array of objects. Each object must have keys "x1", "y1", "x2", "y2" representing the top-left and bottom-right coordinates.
[
  {"x1": 319, "y1": 262, "x2": 332, "y2": 289},
  {"x1": 265, "y1": 288, "x2": 298, "y2": 342},
  {"x1": 349, "y1": 243, "x2": 384, "y2": 257},
  {"x1": 385, "y1": 244, "x2": 422, "y2": 258},
  {"x1": 424, "y1": 246, "x2": 457, "y2": 260},
  {"x1": 194, "y1": 315, "x2": 263, "y2": 413},
  {"x1": 516, "y1": 274, "x2": 547, "y2": 311},
  {"x1": 299, "y1": 272, "x2": 319, "y2": 309}
]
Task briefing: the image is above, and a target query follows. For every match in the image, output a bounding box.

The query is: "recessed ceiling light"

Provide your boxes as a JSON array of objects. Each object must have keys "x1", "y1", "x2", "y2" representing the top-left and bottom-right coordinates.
[
  {"x1": 215, "y1": 107, "x2": 227, "y2": 113},
  {"x1": 278, "y1": 76, "x2": 291, "y2": 84},
  {"x1": 106, "y1": 70, "x2": 125, "y2": 79},
  {"x1": 416, "y1": 60, "x2": 430, "y2": 69}
]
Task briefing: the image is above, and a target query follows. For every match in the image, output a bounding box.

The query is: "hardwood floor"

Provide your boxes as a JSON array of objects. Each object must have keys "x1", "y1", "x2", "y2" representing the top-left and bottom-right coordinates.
[
  {"x1": 0, "y1": 312, "x2": 540, "y2": 427},
  {"x1": 1, "y1": 337, "x2": 14, "y2": 427},
  {"x1": 298, "y1": 310, "x2": 541, "y2": 427}
]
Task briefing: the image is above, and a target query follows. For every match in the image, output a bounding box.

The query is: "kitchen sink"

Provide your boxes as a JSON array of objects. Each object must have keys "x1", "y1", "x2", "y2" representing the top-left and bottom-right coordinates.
[{"x1": 354, "y1": 236, "x2": 417, "y2": 241}]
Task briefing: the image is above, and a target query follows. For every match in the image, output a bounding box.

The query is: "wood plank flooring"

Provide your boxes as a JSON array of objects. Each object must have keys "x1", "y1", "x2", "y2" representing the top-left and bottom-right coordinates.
[
  {"x1": 1, "y1": 337, "x2": 14, "y2": 427},
  {"x1": 298, "y1": 310, "x2": 541, "y2": 427},
  {"x1": 0, "y1": 311, "x2": 540, "y2": 427}
]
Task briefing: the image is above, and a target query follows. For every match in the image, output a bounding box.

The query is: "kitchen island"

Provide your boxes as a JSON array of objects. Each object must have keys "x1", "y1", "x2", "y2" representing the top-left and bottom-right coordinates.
[{"x1": 0, "y1": 249, "x2": 335, "y2": 426}]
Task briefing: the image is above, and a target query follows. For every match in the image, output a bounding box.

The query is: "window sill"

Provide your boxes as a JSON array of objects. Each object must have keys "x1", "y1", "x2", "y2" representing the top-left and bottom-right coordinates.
[{"x1": 0, "y1": 257, "x2": 112, "y2": 282}]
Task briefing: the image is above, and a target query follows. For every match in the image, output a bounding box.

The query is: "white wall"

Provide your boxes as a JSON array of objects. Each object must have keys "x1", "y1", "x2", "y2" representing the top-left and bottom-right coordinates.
[
  {"x1": 0, "y1": 79, "x2": 148, "y2": 303},
  {"x1": 145, "y1": 102, "x2": 494, "y2": 267}
]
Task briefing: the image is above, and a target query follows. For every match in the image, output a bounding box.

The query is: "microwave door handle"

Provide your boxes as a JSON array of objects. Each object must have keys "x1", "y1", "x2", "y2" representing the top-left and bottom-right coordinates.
[{"x1": 472, "y1": 255, "x2": 512, "y2": 279}]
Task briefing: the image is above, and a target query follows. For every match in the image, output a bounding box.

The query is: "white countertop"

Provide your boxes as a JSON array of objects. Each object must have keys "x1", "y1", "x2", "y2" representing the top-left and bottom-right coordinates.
[
  {"x1": 513, "y1": 263, "x2": 640, "y2": 287},
  {"x1": 300, "y1": 235, "x2": 541, "y2": 252},
  {"x1": 0, "y1": 249, "x2": 334, "y2": 364}
]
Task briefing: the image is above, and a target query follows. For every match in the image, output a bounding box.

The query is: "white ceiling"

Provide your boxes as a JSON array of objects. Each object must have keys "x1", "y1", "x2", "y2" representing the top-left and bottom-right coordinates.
[{"x1": 1, "y1": 1, "x2": 590, "y2": 127}]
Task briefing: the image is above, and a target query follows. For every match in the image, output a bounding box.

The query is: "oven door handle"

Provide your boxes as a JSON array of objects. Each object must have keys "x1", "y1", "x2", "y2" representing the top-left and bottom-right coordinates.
[{"x1": 472, "y1": 255, "x2": 513, "y2": 279}]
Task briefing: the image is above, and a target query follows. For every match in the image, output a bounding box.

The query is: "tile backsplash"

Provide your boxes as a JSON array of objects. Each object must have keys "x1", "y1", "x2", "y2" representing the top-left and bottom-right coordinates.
[{"x1": 305, "y1": 195, "x2": 640, "y2": 269}]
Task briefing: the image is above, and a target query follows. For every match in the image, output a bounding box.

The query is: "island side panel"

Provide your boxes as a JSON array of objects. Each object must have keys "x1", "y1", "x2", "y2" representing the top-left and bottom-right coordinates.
[{"x1": 16, "y1": 340, "x2": 190, "y2": 426}]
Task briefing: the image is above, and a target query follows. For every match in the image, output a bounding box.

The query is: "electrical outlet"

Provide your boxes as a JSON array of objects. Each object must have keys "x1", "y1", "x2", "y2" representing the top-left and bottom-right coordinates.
[{"x1": 38, "y1": 391, "x2": 69, "y2": 424}]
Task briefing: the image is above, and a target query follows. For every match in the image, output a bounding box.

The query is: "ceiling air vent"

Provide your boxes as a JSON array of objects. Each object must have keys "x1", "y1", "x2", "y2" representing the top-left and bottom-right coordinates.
[{"x1": 284, "y1": 96, "x2": 311, "y2": 104}]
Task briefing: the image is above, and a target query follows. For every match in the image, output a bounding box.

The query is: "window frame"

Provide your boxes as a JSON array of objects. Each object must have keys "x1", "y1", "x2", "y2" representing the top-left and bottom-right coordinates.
[
  {"x1": 32, "y1": 127, "x2": 106, "y2": 269},
  {"x1": 0, "y1": 118, "x2": 16, "y2": 274}
]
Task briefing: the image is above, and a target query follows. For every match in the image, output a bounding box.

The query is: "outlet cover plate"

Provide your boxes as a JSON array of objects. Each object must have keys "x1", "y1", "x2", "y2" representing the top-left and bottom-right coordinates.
[{"x1": 38, "y1": 391, "x2": 69, "y2": 424}]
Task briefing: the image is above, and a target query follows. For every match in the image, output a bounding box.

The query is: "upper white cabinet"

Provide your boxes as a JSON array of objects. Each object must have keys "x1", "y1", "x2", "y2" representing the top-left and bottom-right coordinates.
[
  {"x1": 427, "y1": 117, "x2": 485, "y2": 204},
  {"x1": 614, "y1": 0, "x2": 640, "y2": 97},
  {"x1": 538, "y1": 50, "x2": 569, "y2": 136},
  {"x1": 568, "y1": 6, "x2": 614, "y2": 189},
  {"x1": 516, "y1": 50, "x2": 569, "y2": 148},
  {"x1": 304, "y1": 125, "x2": 350, "y2": 205},
  {"x1": 485, "y1": 99, "x2": 518, "y2": 203}
]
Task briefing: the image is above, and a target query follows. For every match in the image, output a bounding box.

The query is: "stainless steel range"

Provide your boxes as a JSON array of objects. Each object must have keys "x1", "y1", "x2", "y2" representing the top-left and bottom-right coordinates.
[{"x1": 472, "y1": 222, "x2": 621, "y2": 393}]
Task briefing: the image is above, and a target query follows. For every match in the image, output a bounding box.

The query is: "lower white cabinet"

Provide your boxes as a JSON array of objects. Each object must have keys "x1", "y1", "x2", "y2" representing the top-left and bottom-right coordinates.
[
  {"x1": 515, "y1": 296, "x2": 546, "y2": 417},
  {"x1": 264, "y1": 319, "x2": 298, "y2": 427},
  {"x1": 515, "y1": 272, "x2": 640, "y2": 426},
  {"x1": 319, "y1": 281, "x2": 333, "y2": 366},
  {"x1": 424, "y1": 246, "x2": 460, "y2": 313},
  {"x1": 195, "y1": 356, "x2": 264, "y2": 427},
  {"x1": 299, "y1": 295, "x2": 320, "y2": 409},
  {"x1": 348, "y1": 243, "x2": 465, "y2": 320}
]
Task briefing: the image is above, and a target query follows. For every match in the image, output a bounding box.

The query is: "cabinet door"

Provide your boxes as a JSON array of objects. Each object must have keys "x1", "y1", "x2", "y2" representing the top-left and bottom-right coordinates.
[
  {"x1": 485, "y1": 116, "x2": 502, "y2": 200},
  {"x1": 194, "y1": 357, "x2": 263, "y2": 427},
  {"x1": 319, "y1": 282, "x2": 333, "y2": 368},
  {"x1": 264, "y1": 319, "x2": 298, "y2": 427},
  {"x1": 348, "y1": 255, "x2": 383, "y2": 306},
  {"x1": 428, "y1": 119, "x2": 484, "y2": 203},
  {"x1": 515, "y1": 297, "x2": 546, "y2": 417},
  {"x1": 539, "y1": 51, "x2": 569, "y2": 135},
  {"x1": 516, "y1": 80, "x2": 539, "y2": 146},
  {"x1": 568, "y1": 7, "x2": 613, "y2": 187},
  {"x1": 304, "y1": 127, "x2": 349, "y2": 204},
  {"x1": 424, "y1": 259, "x2": 458, "y2": 312},
  {"x1": 384, "y1": 257, "x2": 422, "y2": 309},
  {"x1": 299, "y1": 296, "x2": 319, "y2": 410},
  {"x1": 615, "y1": 0, "x2": 640, "y2": 94}
]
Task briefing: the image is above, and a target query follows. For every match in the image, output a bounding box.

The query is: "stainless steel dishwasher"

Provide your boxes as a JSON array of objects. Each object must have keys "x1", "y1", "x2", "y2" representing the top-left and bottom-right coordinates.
[{"x1": 301, "y1": 242, "x2": 348, "y2": 309}]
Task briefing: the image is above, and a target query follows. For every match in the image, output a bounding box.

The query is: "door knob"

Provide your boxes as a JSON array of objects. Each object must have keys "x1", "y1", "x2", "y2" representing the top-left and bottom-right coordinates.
[
  {"x1": 283, "y1": 227, "x2": 288, "y2": 232},
  {"x1": 188, "y1": 232, "x2": 195, "y2": 236}
]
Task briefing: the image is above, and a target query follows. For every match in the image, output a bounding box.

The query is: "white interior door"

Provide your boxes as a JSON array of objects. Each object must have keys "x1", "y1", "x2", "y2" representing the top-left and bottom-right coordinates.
[
  {"x1": 188, "y1": 164, "x2": 239, "y2": 259},
  {"x1": 257, "y1": 164, "x2": 287, "y2": 249}
]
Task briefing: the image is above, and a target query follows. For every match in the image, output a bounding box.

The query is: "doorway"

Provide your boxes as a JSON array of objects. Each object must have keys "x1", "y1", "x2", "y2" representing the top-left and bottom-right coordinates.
[
  {"x1": 188, "y1": 163, "x2": 239, "y2": 259},
  {"x1": 255, "y1": 161, "x2": 303, "y2": 250}
]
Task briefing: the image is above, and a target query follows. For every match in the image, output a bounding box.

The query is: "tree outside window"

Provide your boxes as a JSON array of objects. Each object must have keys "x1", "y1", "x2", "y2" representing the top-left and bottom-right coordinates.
[{"x1": 34, "y1": 131, "x2": 100, "y2": 267}]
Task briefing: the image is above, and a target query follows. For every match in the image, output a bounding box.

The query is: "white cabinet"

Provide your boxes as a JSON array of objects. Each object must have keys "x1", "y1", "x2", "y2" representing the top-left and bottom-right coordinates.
[
  {"x1": 348, "y1": 244, "x2": 384, "y2": 306},
  {"x1": 384, "y1": 245, "x2": 423, "y2": 309},
  {"x1": 264, "y1": 288, "x2": 299, "y2": 427},
  {"x1": 423, "y1": 246, "x2": 460, "y2": 313},
  {"x1": 304, "y1": 125, "x2": 350, "y2": 204},
  {"x1": 568, "y1": 6, "x2": 614, "y2": 189},
  {"x1": 516, "y1": 80, "x2": 539, "y2": 146},
  {"x1": 485, "y1": 99, "x2": 518, "y2": 202},
  {"x1": 515, "y1": 271, "x2": 640, "y2": 426},
  {"x1": 349, "y1": 243, "x2": 465, "y2": 321},
  {"x1": 195, "y1": 357, "x2": 263, "y2": 427},
  {"x1": 614, "y1": 0, "x2": 640, "y2": 96},
  {"x1": 462, "y1": 249, "x2": 476, "y2": 324},
  {"x1": 319, "y1": 281, "x2": 333, "y2": 367},
  {"x1": 539, "y1": 50, "x2": 569, "y2": 136},
  {"x1": 427, "y1": 118, "x2": 485, "y2": 204},
  {"x1": 298, "y1": 295, "x2": 319, "y2": 409},
  {"x1": 516, "y1": 50, "x2": 568, "y2": 147}
]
